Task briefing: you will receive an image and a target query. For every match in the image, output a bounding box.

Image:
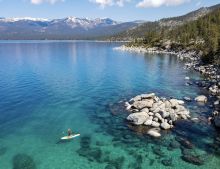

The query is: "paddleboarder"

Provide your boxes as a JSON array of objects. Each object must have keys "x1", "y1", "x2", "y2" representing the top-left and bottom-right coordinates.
[{"x1": 67, "y1": 128, "x2": 72, "y2": 136}]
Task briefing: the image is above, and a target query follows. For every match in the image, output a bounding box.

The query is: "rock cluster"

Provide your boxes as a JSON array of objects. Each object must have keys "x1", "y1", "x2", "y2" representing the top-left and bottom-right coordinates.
[{"x1": 125, "y1": 93, "x2": 190, "y2": 135}]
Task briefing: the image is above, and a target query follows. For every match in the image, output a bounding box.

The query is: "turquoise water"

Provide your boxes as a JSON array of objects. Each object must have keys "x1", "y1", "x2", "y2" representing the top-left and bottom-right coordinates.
[{"x1": 0, "y1": 41, "x2": 219, "y2": 169}]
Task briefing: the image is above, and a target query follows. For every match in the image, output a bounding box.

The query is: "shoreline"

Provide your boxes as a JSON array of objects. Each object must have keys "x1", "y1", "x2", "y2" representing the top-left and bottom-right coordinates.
[
  {"x1": 114, "y1": 45, "x2": 220, "y2": 126},
  {"x1": 0, "y1": 40, "x2": 129, "y2": 43},
  {"x1": 114, "y1": 45, "x2": 220, "y2": 96}
]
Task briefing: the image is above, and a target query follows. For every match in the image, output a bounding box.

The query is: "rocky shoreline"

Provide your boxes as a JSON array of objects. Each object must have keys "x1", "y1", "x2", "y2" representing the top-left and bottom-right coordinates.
[
  {"x1": 115, "y1": 45, "x2": 220, "y2": 128},
  {"x1": 114, "y1": 45, "x2": 220, "y2": 96}
]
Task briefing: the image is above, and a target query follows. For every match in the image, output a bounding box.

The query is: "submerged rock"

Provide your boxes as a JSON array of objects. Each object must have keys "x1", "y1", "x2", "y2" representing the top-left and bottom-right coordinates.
[
  {"x1": 181, "y1": 155, "x2": 204, "y2": 166},
  {"x1": 168, "y1": 141, "x2": 180, "y2": 150},
  {"x1": 77, "y1": 137, "x2": 103, "y2": 163},
  {"x1": 80, "y1": 136, "x2": 91, "y2": 149},
  {"x1": 152, "y1": 146, "x2": 165, "y2": 157},
  {"x1": 195, "y1": 95, "x2": 207, "y2": 103},
  {"x1": 183, "y1": 97, "x2": 192, "y2": 102},
  {"x1": 178, "y1": 138, "x2": 194, "y2": 149},
  {"x1": 147, "y1": 128, "x2": 161, "y2": 137},
  {"x1": 12, "y1": 154, "x2": 36, "y2": 169},
  {"x1": 161, "y1": 158, "x2": 173, "y2": 166}
]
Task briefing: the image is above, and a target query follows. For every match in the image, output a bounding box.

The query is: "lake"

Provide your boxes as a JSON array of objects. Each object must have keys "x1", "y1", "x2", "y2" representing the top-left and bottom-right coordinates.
[{"x1": 0, "y1": 41, "x2": 219, "y2": 169}]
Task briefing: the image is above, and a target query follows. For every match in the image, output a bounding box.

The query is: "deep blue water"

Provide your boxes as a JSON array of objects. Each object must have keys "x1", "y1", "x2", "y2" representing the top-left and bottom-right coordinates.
[{"x1": 0, "y1": 41, "x2": 219, "y2": 169}]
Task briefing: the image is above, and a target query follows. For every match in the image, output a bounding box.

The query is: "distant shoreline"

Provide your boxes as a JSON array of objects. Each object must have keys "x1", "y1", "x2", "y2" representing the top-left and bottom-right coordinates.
[{"x1": 0, "y1": 40, "x2": 130, "y2": 43}]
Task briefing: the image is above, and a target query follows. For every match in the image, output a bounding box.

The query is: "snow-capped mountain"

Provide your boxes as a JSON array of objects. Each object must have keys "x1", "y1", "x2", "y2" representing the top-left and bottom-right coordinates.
[
  {"x1": 49, "y1": 17, "x2": 118, "y2": 29},
  {"x1": 0, "y1": 17, "x2": 49, "y2": 22},
  {"x1": 0, "y1": 17, "x2": 140, "y2": 40}
]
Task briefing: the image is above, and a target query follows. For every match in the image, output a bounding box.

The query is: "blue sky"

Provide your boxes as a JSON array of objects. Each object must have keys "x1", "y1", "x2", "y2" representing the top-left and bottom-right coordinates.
[{"x1": 0, "y1": 0, "x2": 219, "y2": 21}]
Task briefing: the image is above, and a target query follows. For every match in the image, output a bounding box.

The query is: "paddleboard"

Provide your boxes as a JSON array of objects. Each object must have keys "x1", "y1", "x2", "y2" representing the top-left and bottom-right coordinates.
[{"x1": 61, "y1": 134, "x2": 80, "y2": 140}]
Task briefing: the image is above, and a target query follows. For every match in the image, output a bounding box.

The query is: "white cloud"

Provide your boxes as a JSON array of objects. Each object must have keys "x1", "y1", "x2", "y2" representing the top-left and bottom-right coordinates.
[
  {"x1": 90, "y1": 0, "x2": 130, "y2": 8},
  {"x1": 30, "y1": 0, "x2": 64, "y2": 5},
  {"x1": 136, "y1": 0, "x2": 190, "y2": 8}
]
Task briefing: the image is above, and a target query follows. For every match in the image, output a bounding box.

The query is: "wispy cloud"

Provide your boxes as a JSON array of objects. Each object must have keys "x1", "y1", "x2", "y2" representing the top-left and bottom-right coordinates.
[
  {"x1": 90, "y1": 0, "x2": 130, "y2": 8},
  {"x1": 30, "y1": 0, "x2": 64, "y2": 5},
  {"x1": 136, "y1": 0, "x2": 190, "y2": 8}
]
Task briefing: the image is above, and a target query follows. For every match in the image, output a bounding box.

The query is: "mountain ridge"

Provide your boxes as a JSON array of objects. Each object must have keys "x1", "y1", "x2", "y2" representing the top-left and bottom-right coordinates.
[{"x1": 0, "y1": 17, "x2": 142, "y2": 40}]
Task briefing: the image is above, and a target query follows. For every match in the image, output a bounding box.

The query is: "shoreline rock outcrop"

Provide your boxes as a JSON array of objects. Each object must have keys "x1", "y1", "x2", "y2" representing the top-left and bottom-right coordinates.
[{"x1": 125, "y1": 93, "x2": 191, "y2": 137}]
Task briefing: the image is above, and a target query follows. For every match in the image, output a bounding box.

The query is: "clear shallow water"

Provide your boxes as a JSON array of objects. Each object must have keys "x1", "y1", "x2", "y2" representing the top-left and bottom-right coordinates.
[{"x1": 0, "y1": 41, "x2": 219, "y2": 169}]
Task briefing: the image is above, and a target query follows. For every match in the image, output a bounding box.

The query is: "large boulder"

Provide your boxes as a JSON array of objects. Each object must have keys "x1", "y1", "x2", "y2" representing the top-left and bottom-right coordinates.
[
  {"x1": 159, "y1": 103, "x2": 166, "y2": 110},
  {"x1": 175, "y1": 105, "x2": 186, "y2": 113},
  {"x1": 132, "y1": 100, "x2": 154, "y2": 109},
  {"x1": 152, "y1": 107, "x2": 160, "y2": 113},
  {"x1": 159, "y1": 110, "x2": 170, "y2": 118},
  {"x1": 165, "y1": 101, "x2": 171, "y2": 109},
  {"x1": 141, "y1": 108, "x2": 149, "y2": 113},
  {"x1": 132, "y1": 101, "x2": 147, "y2": 110},
  {"x1": 177, "y1": 100, "x2": 185, "y2": 105},
  {"x1": 127, "y1": 112, "x2": 149, "y2": 125},
  {"x1": 209, "y1": 85, "x2": 218, "y2": 94},
  {"x1": 132, "y1": 95, "x2": 142, "y2": 102},
  {"x1": 151, "y1": 121, "x2": 160, "y2": 127},
  {"x1": 170, "y1": 112, "x2": 178, "y2": 122},
  {"x1": 148, "y1": 112, "x2": 154, "y2": 116},
  {"x1": 155, "y1": 113, "x2": 163, "y2": 121},
  {"x1": 161, "y1": 122, "x2": 171, "y2": 130},
  {"x1": 169, "y1": 99, "x2": 179, "y2": 108},
  {"x1": 195, "y1": 95, "x2": 207, "y2": 103},
  {"x1": 141, "y1": 93, "x2": 155, "y2": 99},
  {"x1": 144, "y1": 119, "x2": 153, "y2": 126},
  {"x1": 147, "y1": 128, "x2": 161, "y2": 137}
]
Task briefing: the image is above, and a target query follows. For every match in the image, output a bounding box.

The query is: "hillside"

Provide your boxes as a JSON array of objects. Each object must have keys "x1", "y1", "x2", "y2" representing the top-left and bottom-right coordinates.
[
  {"x1": 127, "y1": 7, "x2": 220, "y2": 65},
  {"x1": 109, "y1": 4, "x2": 220, "y2": 41}
]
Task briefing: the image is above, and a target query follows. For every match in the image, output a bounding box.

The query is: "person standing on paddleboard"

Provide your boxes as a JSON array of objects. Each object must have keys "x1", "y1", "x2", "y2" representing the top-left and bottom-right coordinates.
[{"x1": 67, "y1": 128, "x2": 72, "y2": 136}]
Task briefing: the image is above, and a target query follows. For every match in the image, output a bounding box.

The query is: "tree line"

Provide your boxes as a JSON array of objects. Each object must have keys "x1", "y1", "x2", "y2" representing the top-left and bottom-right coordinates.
[{"x1": 130, "y1": 8, "x2": 220, "y2": 65}]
